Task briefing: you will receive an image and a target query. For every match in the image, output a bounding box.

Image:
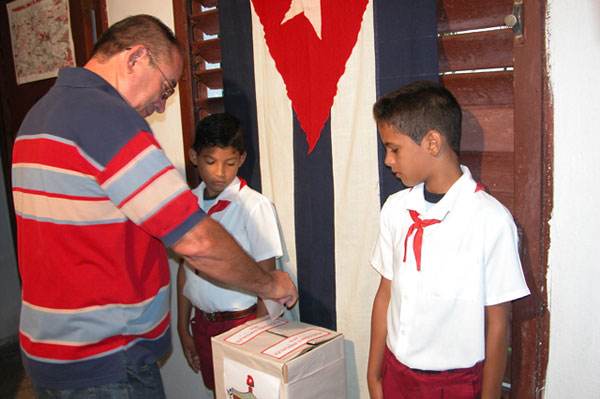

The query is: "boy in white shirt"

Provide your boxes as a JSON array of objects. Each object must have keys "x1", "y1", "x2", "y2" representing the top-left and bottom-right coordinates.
[
  {"x1": 367, "y1": 81, "x2": 530, "y2": 399},
  {"x1": 177, "y1": 113, "x2": 283, "y2": 394}
]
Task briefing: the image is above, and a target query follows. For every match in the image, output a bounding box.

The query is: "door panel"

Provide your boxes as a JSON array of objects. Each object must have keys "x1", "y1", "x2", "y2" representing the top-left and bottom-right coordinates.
[
  {"x1": 439, "y1": 30, "x2": 514, "y2": 72},
  {"x1": 511, "y1": 1, "x2": 550, "y2": 398},
  {"x1": 438, "y1": 0, "x2": 549, "y2": 398},
  {"x1": 438, "y1": 0, "x2": 515, "y2": 214},
  {"x1": 438, "y1": 0, "x2": 514, "y2": 32},
  {"x1": 173, "y1": 0, "x2": 225, "y2": 188}
]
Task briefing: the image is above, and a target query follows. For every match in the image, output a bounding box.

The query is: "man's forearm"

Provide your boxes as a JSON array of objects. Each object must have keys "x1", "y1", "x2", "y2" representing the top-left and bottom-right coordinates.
[{"x1": 171, "y1": 217, "x2": 297, "y2": 306}]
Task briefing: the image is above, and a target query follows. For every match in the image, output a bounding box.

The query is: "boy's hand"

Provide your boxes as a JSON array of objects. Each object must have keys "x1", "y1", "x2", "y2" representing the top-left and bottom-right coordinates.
[
  {"x1": 179, "y1": 330, "x2": 200, "y2": 373},
  {"x1": 367, "y1": 376, "x2": 384, "y2": 399}
]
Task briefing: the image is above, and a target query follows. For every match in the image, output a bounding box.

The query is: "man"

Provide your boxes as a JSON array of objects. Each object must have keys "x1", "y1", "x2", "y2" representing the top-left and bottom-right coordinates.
[{"x1": 11, "y1": 15, "x2": 297, "y2": 398}]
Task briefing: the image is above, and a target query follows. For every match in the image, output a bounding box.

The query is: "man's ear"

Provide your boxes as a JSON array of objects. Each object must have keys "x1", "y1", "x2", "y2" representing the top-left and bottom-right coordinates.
[
  {"x1": 238, "y1": 151, "x2": 247, "y2": 167},
  {"x1": 126, "y1": 45, "x2": 148, "y2": 74},
  {"x1": 423, "y1": 130, "x2": 442, "y2": 157},
  {"x1": 188, "y1": 148, "x2": 198, "y2": 166}
]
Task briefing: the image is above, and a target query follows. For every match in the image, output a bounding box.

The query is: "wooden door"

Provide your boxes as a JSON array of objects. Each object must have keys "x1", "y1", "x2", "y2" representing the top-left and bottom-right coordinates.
[{"x1": 438, "y1": 0, "x2": 549, "y2": 398}]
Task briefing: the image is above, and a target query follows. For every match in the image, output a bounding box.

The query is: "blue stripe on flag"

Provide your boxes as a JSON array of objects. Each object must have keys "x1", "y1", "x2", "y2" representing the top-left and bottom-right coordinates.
[
  {"x1": 219, "y1": 0, "x2": 262, "y2": 191},
  {"x1": 373, "y1": 0, "x2": 439, "y2": 203},
  {"x1": 293, "y1": 114, "x2": 336, "y2": 330}
]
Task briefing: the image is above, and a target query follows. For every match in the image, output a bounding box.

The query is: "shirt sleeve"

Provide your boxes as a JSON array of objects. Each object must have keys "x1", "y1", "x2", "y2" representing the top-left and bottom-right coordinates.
[
  {"x1": 370, "y1": 199, "x2": 396, "y2": 280},
  {"x1": 246, "y1": 197, "x2": 283, "y2": 262},
  {"x1": 482, "y1": 207, "x2": 531, "y2": 305},
  {"x1": 97, "y1": 130, "x2": 205, "y2": 246}
]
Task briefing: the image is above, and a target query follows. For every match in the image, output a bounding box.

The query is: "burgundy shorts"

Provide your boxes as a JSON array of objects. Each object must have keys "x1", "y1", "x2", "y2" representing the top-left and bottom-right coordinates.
[
  {"x1": 382, "y1": 346, "x2": 483, "y2": 399},
  {"x1": 191, "y1": 308, "x2": 257, "y2": 390}
]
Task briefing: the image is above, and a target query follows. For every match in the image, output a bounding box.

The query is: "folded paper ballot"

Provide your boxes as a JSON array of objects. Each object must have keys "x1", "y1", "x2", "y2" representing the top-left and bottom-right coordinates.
[{"x1": 263, "y1": 299, "x2": 284, "y2": 320}]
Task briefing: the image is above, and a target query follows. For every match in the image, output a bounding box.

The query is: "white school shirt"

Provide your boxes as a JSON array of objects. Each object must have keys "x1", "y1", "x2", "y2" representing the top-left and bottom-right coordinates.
[
  {"x1": 370, "y1": 166, "x2": 530, "y2": 371},
  {"x1": 183, "y1": 177, "x2": 283, "y2": 312}
]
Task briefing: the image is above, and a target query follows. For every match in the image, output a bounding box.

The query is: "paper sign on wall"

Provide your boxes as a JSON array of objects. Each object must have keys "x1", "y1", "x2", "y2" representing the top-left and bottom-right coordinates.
[{"x1": 6, "y1": 0, "x2": 76, "y2": 85}]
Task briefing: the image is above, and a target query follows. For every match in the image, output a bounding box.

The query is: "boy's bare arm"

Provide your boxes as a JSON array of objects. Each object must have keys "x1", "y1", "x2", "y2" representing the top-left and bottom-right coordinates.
[
  {"x1": 176, "y1": 261, "x2": 200, "y2": 373},
  {"x1": 367, "y1": 276, "x2": 391, "y2": 399},
  {"x1": 255, "y1": 258, "x2": 277, "y2": 317},
  {"x1": 171, "y1": 217, "x2": 298, "y2": 307},
  {"x1": 482, "y1": 301, "x2": 512, "y2": 399}
]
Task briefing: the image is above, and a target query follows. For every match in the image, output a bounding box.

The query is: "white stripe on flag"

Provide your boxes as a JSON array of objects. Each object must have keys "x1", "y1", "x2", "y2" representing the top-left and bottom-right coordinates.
[
  {"x1": 331, "y1": 1, "x2": 381, "y2": 398},
  {"x1": 252, "y1": 1, "x2": 380, "y2": 397},
  {"x1": 250, "y1": 2, "x2": 300, "y2": 322}
]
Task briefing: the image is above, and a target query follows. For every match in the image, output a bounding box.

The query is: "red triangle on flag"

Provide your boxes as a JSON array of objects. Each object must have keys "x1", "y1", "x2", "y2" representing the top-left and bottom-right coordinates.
[{"x1": 252, "y1": 0, "x2": 369, "y2": 153}]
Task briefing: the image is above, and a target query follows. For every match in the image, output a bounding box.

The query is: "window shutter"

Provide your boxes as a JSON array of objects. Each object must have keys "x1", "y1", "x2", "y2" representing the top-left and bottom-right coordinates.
[{"x1": 173, "y1": 0, "x2": 224, "y2": 187}]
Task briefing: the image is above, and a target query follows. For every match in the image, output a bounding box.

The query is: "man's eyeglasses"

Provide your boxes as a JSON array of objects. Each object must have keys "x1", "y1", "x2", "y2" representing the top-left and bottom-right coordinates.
[{"x1": 147, "y1": 50, "x2": 176, "y2": 101}]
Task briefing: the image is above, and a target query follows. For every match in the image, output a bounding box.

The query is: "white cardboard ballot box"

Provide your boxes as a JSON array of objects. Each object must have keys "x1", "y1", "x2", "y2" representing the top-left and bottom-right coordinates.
[{"x1": 212, "y1": 317, "x2": 346, "y2": 399}]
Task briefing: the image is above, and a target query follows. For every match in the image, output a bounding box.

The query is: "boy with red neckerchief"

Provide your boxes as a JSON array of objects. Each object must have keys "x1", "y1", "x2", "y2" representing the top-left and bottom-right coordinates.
[
  {"x1": 367, "y1": 81, "x2": 530, "y2": 399},
  {"x1": 177, "y1": 113, "x2": 284, "y2": 395}
]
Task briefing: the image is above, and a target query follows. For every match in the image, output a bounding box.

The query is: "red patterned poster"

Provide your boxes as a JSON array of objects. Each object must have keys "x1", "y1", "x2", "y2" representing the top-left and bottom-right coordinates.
[{"x1": 7, "y1": 0, "x2": 76, "y2": 85}]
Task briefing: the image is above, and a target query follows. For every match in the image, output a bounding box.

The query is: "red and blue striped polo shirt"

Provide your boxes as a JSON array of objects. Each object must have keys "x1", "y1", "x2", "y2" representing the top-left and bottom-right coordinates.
[{"x1": 12, "y1": 67, "x2": 205, "y2": 389}]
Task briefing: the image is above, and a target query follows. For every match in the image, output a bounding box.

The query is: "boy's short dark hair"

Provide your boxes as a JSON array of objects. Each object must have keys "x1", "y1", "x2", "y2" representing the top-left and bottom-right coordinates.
[
  {"x1": 373, "y1": 80, "x2": 462, "y2": 153},
  {"x1": 192, "y1": 113, "x2": 245, "y2": 154}
]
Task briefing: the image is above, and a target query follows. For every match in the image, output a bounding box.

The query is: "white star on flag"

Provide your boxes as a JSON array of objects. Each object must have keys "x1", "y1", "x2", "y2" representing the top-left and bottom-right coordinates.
[{"x1": 281, "y1": 0, "x2": 323, "y2": 39}]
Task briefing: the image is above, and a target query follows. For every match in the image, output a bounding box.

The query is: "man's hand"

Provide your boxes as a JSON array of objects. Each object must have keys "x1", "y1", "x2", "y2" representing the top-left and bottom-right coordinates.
[{"x1": 261, "y1": 270, "x2": 298, "y2": 308}]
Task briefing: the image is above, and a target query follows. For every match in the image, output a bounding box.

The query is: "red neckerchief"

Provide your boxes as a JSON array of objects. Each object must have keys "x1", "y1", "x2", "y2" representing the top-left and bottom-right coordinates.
[
  {"x1": 206, "y1": 178, "x2": 247, "y2": 215},
  {"x1": 403, "y1": 182, "x2": 486, "y2": 271},
  {"x1": 403, "y1": 210, "x2": 441, "y2": 271}
]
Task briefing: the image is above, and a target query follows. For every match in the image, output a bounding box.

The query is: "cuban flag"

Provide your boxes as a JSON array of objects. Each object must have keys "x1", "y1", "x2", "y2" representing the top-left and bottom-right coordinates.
[{"x1": 219, "y1": 1, "x2": 437, "y2": 396}]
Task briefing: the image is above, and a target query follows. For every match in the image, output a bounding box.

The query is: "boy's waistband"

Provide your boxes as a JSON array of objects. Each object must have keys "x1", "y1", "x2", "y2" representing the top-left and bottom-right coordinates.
[{"x1": 195, "y1": 304, "x2": 257, "y2": 322}]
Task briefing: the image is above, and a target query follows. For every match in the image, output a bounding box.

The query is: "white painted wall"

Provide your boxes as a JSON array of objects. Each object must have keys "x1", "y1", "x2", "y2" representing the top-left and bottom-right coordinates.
[
  {"x1": 544, "y1": 0, "x2": 600, "y2": 398},
  {"x1": 105, "y1": 3, "x2": 212, "y2": 398}
]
